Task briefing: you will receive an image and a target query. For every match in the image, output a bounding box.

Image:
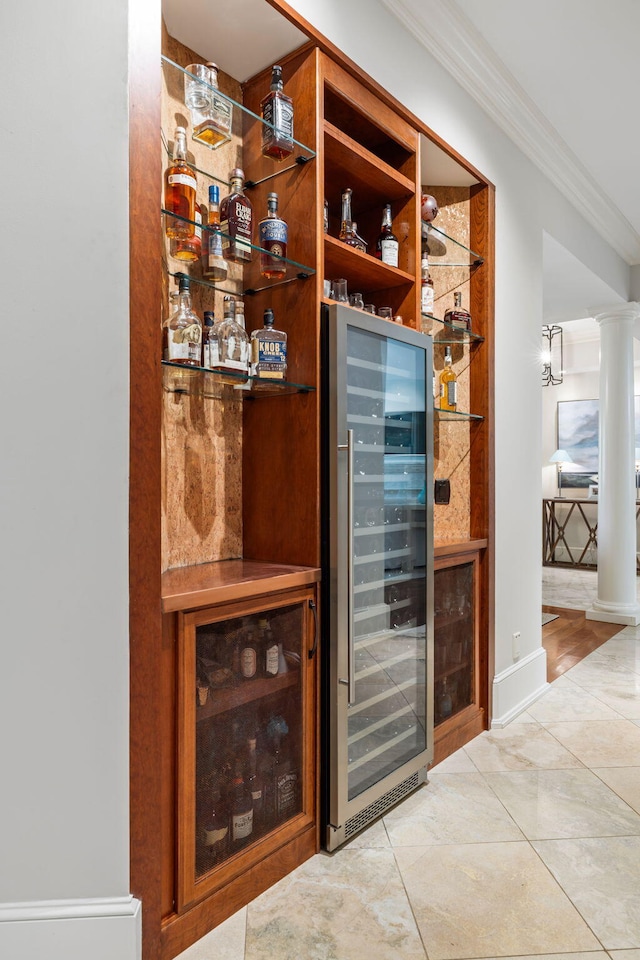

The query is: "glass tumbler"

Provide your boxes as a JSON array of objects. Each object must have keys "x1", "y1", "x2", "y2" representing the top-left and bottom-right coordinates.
[
  {"x1": 331, "y1": 279, "x2": 348, "y2": 302},
  {"x1": 349, "y1": 293, "x2": 364, "y2": 309}
]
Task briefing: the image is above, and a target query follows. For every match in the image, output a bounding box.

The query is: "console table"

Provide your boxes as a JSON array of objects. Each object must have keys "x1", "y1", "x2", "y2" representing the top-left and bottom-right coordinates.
[{"x1": 543, "y1": 498, "x2": 640, "y2": 570}]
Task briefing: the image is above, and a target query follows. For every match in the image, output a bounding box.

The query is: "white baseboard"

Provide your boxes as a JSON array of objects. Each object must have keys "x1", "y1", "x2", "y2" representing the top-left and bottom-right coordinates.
[
  {"x1": 0, "y1": 896, "x2": 141, "y2": 960},
  {"x1": 491, "y1": 646, "x2": 549, "y2": 728}
]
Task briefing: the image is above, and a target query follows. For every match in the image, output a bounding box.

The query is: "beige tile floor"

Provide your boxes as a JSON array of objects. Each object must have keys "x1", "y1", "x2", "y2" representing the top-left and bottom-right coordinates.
[
  {"x1": 178, "y1": 613, "x2": 640, "y2": 960},
  {"x1": 542, "y1": 564, "x2": 640, "y2": 611}
]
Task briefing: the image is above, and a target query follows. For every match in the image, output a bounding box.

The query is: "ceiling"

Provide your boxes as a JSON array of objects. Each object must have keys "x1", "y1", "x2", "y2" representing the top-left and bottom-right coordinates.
[
  {"x1": 383, "y1": 0, "x2": 640, "y2": 325},
  {"x1": 164, "y1": 0, "x2": 639, "y2": 323}
]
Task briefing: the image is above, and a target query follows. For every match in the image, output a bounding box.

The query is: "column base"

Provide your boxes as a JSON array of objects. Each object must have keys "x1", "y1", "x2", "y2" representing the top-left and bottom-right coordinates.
[{"x1": 586, "y1": 599, "x2": 640, "y2": 625}]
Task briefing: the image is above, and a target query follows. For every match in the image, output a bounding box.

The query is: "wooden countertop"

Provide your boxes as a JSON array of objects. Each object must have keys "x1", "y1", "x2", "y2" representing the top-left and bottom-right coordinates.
[
  {"x1": 434, "y1": 538, "x2": 488, "y2": 558},
  {"x1": 161, "y1": 558, "x2": 321, "y2": 613}
]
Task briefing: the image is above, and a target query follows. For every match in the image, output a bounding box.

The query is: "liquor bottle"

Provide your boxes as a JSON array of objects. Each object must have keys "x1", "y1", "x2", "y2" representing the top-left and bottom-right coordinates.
[
  {"x1": 259, "y1": 617, "x2": 279, "y2": 678},
  {"x1": 339, "y1": 188, "x2": 354, "y2": 243},
  {"x1": 162, "y1": 274, "x2": 202, "y2": 367},
  {"x1": 230, "y1": 759, "x2": 254, "y2": 846},
  {"x1": 352, "y1": 222, "x2": 368, "y2": 254},
  {"x1": 200, "y1": 783, "x2": 229, "y2": 866},
  {"x1": 169, "y1": 205, "x2": 202, "y2": 263},
  {"x1": 259, "y1": 192, "x2": 288, "y2": 279},
  {"x1": 444, "y1": 291, "x2": 472, "y2": 332},
  {"x1": 439, "y1": 346, "x2": 457, "y2": 411},
  {"x1": 260, "y1": 64, "x2": 294, "y2": 161},
  {"x1": 342, "y1": 221, "x2": 361, "y2": 250},
  {"x1": 164, "y1": 126, "x2": 196, "y2": 240},
  {"x1": 203, "y1": 184, "x2": 228, "y2": 282},
  {"x1": 191, "y1": 62, "x2": 233, "y2": 150},
  {"x1": 246, "y1": 733, "x2": 265, "y2": 829},
  {"x1": 375, "y1": 204, "x2": 399, "y2": 267},
  {"x1": 212, "y1": 296, "x2": 250, "y2": 383},
  {"x1": 267, "y1": 715, "x2": 299, "y2": 823},
  {"x1": 250, "y1": 308, "x2": 287, "y2": 380},
  {"x1": 220, "y1": 169, "x2": 253, "y2": 263},
  {"x1": 202, "y1": 311, "x2": 217, "y2": 368},
  {"x1": 323, "y1": 199, "x2": 329, "y2": 234},
  {"x1": 421, "y1": 255, "x2": 434, "y2": 316},
  {"x1": 237, "y1": 624, "x2": 261, "y2": 679}
]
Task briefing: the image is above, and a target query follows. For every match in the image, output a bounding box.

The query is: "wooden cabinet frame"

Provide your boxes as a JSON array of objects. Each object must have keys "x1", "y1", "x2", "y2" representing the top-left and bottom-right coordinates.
[
  {"x1": 129, "y1": 1, "x2": 494, "y2": 956},
  {"x1": 176, "y1": 587, "x2": 317, "y2": 911}
]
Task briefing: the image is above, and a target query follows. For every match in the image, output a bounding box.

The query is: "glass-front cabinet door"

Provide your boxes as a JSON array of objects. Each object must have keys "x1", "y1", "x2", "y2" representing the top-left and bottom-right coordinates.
[
  {"x1": 176, "y1": 588, "x2": 316, "y2": 909},
  {"x1": 325, "y1": 304, "x2": 433, "y2": 848},
  {"x1": 347, "y1": 325, "x2": 429, "y2": 799},
  {"x1": 433, "y1": 557, "x2": 478, "y2": 727}
]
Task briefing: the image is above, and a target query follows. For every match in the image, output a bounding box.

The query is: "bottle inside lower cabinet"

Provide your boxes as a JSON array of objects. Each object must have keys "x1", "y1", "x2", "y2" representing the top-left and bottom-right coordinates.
[{"x1": 175, "y1": 583, "x2": 316, "y2": 911}]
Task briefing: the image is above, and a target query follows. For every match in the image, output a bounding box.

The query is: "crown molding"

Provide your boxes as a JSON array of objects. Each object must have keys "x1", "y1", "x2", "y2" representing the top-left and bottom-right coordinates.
[{"x1": 382, "y1": 0, "x2": 640, "y2": 265}]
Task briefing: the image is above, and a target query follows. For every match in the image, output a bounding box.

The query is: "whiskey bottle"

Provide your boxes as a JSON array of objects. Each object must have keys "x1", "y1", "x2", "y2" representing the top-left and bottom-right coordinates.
[
  {"x1": 250, "y1": 308, "x2": 287, "y2": 380},
  {"x1": 220, "y1": 169, "x2": 253, "y2": 263},
  {"x1": 266, "y1": 716, "x2": 299, "y2": 823},
  {"x1": 191, "y1": 62, "x2": 233, "y2": 150},
  {"x1": 259, "y1": 192, "x2": 288, "y2": 279},
  {"x1": 375, "y1": 204, "x2": 399, "y2": 267},
  {"x1": 238, "y1": 625, "x2": 261, "y2": 679},
  {"x1": 439, "y1": 346, "x2": 457, "y2": 411},
  {"x1": 230, "y1": 759, "x2": 254, "y2": 846},
  {"x1": 339, "y1": 188, "x2": 354, "y2": 243},
  {"x1": 261, "y1": 64, "x2": 294, "y2": 161},
  {"x1": 164, "y1": 126, "x2": 197, "y2": 240},
  {"x1": 203, "y1": 184, "x2": 228, "y2": 281},
  {"x1": 260, "y1": 617, "x2": 279, "y2": 678},
  {"x1": 420, "y1": 255, "x2": 434, "y2": 316},
  {"x1": 212, "y1": 296, "x2": 250, "y2": 383},
  {"x1": 162, "y1": 274, "x2": 202, "y2": 367},
  {"x1": 202, "y1": 310, "x2": 219, "y2": 369},
  {"x1": 200, "y1": 784, "x2": 229, "y2": 866},
  {"x1": 444, "y1": 291, "x2": 472, "y2": 332},
  {"x1": 353, "y1": 223, "x2": 368, "y2": 253},
  {"x1": 246, "y1": 734, "x2": 265, "y2": 829},
  {"x1": 169, "y1": 205, "x2": 202, "y2": 263}
]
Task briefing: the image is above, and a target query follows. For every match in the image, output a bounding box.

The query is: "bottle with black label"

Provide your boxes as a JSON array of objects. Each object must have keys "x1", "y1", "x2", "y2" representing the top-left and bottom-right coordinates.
[
  {"x1": 258, "y1": 192, "x2": 288, "y2": 279},
  {"x1": 250, "y1": 308, "x2": 287, "y2": 381},
  {"x1": 220, "y1": 169, "x2": 253, "y2": 263},
  {"x1": 261, "y1": 65, "x2": 294, "y2": 161}
]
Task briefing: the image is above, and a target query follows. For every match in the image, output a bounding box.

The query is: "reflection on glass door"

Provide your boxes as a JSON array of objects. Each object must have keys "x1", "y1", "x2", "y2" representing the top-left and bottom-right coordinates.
[{"x1": 346, "y1": 326, "x2": 428, "y2": 801}]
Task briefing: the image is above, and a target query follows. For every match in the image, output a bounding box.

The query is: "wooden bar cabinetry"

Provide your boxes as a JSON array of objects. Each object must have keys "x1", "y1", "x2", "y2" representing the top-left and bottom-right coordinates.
[
  {"x1": 129, "y1": 2, "x2": 495, "y2": 957},
  {"x1": 433, "y1": 542, "x2": 487, "y2": 765}
]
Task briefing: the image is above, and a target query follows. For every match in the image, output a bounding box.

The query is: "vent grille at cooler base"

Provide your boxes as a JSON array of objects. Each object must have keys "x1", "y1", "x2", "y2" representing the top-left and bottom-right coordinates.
[{"x1": 344, "y1": 769, "x2": 425, "y2": 840}]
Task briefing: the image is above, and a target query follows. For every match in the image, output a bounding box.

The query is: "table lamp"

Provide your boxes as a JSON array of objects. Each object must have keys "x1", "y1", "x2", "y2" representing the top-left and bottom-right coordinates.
[{"x1": 549, "y1": 448, "x2": 582, "y2": 497}]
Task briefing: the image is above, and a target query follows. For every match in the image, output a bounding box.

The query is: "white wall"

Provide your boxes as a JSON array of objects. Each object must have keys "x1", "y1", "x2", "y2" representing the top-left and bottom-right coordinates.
[
  {"x1": 286, "y1": 0, "x2": 631, "y2": 718},
  {"x1": 0, "y1": 0, "x2": 139, "y2": 956}
]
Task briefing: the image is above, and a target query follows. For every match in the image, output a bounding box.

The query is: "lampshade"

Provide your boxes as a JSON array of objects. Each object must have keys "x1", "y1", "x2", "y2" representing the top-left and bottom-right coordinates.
[{"x1": 549, "y1": 449, "x2": 571, "y2": 464}]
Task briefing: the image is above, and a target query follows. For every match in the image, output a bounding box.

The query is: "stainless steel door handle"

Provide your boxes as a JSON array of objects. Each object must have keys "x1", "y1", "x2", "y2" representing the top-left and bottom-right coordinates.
[{"x1": 337, "y1": 429, "x2": 356, "y2": 704}]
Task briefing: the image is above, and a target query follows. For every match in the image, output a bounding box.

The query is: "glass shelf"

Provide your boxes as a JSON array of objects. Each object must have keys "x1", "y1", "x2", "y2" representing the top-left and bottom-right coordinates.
[
  {"x1": 422, "y1": 314, "x2": 485, "y2": 344},
  {"x1": 161, "y1": 210, "x2": 315, "y2": 294},
  {"x1": 422, "y1": 221, "x2": 484, "y2": 267},
  {"x1": 162, "y1": 360, "x2": 315, "y2": 398},
  {"x1": 161, "y1": 56, "x2": 316, "y2": 187},
  {"x1": 435, "y1": 407, "x2": 484, "y2": 422}
]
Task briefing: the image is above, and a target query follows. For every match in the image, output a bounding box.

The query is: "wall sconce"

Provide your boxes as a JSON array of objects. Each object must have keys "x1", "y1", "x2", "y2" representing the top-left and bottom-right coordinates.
[{"x1": 542, "y1": 324, "x2": 563, "y2": 386}]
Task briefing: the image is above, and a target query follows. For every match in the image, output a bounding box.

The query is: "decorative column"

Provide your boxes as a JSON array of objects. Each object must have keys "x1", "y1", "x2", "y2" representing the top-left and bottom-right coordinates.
[{"x1": 587, "y1": 302, "x2": 640, "y2": 625}]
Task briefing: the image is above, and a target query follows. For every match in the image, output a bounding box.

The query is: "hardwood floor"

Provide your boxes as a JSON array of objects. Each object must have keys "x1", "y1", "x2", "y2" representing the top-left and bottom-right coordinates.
[{"x1": 542, "y1": 605, "x2": 622, "y2": 682}]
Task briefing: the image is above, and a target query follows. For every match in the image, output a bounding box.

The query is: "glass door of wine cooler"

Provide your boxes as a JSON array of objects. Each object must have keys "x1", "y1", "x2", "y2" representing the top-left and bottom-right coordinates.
[
  {"x1": 176, "y1": 589, "x2": 316, "y2": 909},
  {"x1": 324, "y1": 304, "x2": 434, "y2": 850}
]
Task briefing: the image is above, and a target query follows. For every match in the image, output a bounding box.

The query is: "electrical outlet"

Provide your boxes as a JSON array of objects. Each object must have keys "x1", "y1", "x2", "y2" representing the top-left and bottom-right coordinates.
[{"x1": 512, "y1": 631, "x2": 521, "y2": 659}]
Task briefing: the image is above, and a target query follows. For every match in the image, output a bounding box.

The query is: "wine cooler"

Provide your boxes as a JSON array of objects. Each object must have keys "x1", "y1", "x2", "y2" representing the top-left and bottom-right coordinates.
[{"x1": 322, "y1": 303, "x2": 434, "y2": 851}]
